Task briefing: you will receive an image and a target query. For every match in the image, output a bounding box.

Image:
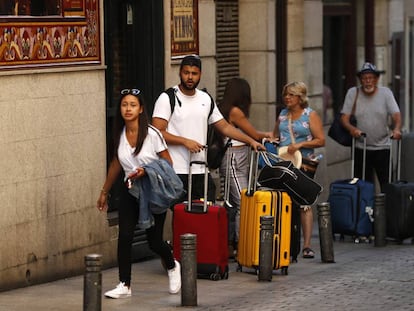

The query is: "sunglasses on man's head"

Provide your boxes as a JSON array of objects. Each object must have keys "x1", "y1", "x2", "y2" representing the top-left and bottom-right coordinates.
[{"x1": 121, "y1": 88, "x2": 141, "y2": 95}]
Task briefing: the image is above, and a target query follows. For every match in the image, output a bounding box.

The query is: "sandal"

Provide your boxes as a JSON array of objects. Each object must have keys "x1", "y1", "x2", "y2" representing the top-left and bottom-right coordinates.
[{"x1": 302, "y1": 247, "x2": 315, "y2": 259}]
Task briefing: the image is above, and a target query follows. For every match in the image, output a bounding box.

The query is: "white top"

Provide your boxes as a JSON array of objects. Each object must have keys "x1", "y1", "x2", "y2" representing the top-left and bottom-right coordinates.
[
  {"x1": 225, "y1": 127, "x2": 245, "y2": 147},
  {"x1": 118, "y1": 125, "x2": 168, "y2": 177},
  {"x1": 152, "y1": 86, "x2": 223, "y2": 174}
]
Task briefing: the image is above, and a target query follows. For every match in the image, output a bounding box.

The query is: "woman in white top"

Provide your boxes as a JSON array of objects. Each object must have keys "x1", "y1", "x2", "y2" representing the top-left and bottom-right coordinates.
[
  {"x1": 97, "y1": 88, "x2": 181, "y2": 298},
  {"x1": 218, "y1": 78, "x2": 272, "y2": 257}
]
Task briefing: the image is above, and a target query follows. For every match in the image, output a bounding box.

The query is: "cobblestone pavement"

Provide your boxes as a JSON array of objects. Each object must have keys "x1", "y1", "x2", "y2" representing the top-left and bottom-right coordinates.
[{"x1": 1, "y1": 235, "x2": 414, "y2": 311}]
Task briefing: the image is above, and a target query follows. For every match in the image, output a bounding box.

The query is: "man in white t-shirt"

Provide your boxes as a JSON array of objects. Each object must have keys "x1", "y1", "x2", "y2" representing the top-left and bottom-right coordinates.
[{"x1": 152, "y1": 55, "x2": 264, "y2": 202}]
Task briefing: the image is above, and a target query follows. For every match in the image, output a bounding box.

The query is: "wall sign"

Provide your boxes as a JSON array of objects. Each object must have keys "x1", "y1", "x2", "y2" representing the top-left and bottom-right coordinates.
[{"x1": 171, "y1": 0, "x2": 199, "y2": 57}]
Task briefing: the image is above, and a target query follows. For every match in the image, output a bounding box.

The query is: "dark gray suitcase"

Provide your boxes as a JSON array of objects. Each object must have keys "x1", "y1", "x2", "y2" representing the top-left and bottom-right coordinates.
[
  {"x1": 385, "y1": 138, "x2": 414, "y2": 242},
  {"x1": 400, "y1": 132, "x2": 414, "y2": 182}
]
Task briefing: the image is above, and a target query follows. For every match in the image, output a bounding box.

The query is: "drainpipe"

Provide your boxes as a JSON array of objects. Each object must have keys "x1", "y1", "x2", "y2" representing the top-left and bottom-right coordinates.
[
  {"x1": 365, "y1": 0, "x2": 375, "y2": 62},
  {"x1": 276, "y1": 0, "x2": 287, "y2": 115}
]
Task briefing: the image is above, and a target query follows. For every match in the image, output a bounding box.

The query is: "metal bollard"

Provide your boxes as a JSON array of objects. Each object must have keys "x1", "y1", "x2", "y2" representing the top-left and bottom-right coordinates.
[
  {"x1": 258, "y1": 215, "x2": 274, "y2": 281},
  {"x1": 83, "y1": 254, "x2": 102, "y2": 311},
  {"x1": 181, "y1": 233, "x2": 197, "y2": 306},
  {"x1": 374, "y1": 193, "x2": 387, "y2": 247},
  {"x1": 317, "y1": 203, "x2": 335, "y2": 263}
]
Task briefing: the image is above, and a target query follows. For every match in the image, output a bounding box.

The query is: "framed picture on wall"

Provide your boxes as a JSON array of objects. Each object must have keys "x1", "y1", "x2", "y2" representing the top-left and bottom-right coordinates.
[{"x1": 171, "y1": 0, "x2": 199, "y2": 57}]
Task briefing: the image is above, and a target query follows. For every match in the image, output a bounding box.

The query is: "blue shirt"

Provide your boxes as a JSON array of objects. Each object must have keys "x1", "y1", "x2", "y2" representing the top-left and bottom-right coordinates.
[{"x1": 278, "y1": 107, "x2": 314, "y2": 158}]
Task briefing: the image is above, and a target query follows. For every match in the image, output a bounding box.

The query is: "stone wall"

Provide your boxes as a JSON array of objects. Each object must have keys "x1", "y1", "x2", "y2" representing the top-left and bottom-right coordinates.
[{"x1": 0, "y1": 68, "x2": 117, "y2": 291}]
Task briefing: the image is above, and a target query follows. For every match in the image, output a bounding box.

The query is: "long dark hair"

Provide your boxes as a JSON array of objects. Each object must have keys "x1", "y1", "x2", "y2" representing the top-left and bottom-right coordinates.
[
  {"x1": 112, "y1": 90, "x2": 149, "y2": 157},
  {"x1": 219, "y1": 78, "x2": 252, "y2": 121}
]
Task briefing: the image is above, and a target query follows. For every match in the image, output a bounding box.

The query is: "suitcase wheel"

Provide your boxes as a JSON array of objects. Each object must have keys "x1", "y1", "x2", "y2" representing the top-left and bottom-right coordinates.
[
  {"x1": 354, "y1": 236, "x2": 371, "y2": 244},
  {"x1": 209, "y1": 273, "x2": 221, "y2": 281},
  {"x1": 281, "y1": 267, "x2": 288, "y2": 275},
  {"x1": 209, "y1": 266, "x2": 228, "y2": 281},
  {"x1": 236, "y1": 264, "x2": 242, "y2": 272}
]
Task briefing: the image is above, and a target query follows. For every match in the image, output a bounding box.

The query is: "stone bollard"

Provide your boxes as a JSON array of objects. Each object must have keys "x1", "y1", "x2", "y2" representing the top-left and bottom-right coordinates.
[
  {"x1": 374, "y1": 193, "x2": 387, "y2": 247},
  {"x1": 83, "y1": 254, "x2": 102, "y2": 311},
  {"x1": 181, "y1": 233, "x2": 197, "y2": 306},
  {"x1": 317, "y1": 203, "x2": 335, "y2": 263},
  {"x1": 258, "y1": 215, "x2": 274, "y2": 281}
]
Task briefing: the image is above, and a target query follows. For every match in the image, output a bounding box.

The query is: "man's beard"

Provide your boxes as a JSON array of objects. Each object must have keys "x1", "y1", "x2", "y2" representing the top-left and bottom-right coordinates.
[
  {"x1": 180, "y1": 77, "x2": 200, "y2": 91},
  {"x1": 362, "y1": 85, "x2": 376, "y2": 94}
]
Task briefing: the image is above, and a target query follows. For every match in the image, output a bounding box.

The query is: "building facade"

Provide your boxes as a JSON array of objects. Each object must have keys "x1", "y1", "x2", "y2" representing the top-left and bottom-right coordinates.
[{"x1": 1, "y1": 0, "x2": 413, "y2": 291}]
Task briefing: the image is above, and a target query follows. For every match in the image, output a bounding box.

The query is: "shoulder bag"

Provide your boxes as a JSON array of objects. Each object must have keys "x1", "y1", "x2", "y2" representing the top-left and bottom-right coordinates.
[{"x1": 328, "y1": 88, "x2": 359, "y2": 147}]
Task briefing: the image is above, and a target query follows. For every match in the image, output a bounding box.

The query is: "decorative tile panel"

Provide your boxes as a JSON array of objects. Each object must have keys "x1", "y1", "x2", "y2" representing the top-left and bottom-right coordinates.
[{"x1": 0, "y1": 0, "x2": 100, "y2": 69}]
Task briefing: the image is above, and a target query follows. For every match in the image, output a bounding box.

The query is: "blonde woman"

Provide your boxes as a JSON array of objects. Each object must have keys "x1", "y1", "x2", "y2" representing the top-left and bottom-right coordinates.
[{"x1": 273, "y1": 81, "x2": 325, "y2": 259}]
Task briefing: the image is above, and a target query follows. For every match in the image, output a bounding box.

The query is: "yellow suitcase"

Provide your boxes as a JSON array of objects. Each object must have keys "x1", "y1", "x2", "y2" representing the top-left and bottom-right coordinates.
[{"x1": 237, "y1": 152, "x2": 292, "y2": 275}]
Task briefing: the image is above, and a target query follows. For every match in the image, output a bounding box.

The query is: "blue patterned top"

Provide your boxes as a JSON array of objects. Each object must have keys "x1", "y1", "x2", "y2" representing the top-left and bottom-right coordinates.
[{"x1": 278, "y1": 107, "x2": 314, "y2": 158}]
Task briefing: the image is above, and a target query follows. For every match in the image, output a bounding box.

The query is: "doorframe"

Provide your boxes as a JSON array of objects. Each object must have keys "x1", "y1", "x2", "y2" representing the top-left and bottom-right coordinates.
[{"x1": 323, "y1": 1, "x2": 357, "y2": 114}]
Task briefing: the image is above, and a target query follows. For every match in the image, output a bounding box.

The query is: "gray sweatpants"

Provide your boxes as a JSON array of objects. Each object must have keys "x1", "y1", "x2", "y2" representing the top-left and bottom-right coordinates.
[{"x1": 219, "y1": 146, "x2": 250, "y2": 245}]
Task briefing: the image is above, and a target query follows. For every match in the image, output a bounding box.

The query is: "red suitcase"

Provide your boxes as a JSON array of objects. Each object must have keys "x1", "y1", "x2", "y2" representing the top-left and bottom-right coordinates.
[{"x1": 173, "y1": 159, "x2": 229, "y2": 280}]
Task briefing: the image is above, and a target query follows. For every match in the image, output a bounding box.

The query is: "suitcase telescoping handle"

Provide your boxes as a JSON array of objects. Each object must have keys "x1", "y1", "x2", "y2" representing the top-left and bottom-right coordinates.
[
  {"x1": 188, "y1": 148, "x2": 209, "y2": 212},
  {"x1": 389, "y1": 136, "x2": 402, "y2": 183},
  {"x1": 351, "y1": 133, "x2": 367, "y2": 179},
  {"x1": 247, "y1": 149, "x2": 259, "y2": 196},
  {"x1": 223, "y1": 142, "x2": 233, "y2": 207}
]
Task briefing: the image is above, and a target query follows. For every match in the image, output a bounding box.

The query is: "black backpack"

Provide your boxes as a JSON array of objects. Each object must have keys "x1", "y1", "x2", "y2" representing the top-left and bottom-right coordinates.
[{"x1": 164, "y1": 87, "x2": 230, "y2": 169}]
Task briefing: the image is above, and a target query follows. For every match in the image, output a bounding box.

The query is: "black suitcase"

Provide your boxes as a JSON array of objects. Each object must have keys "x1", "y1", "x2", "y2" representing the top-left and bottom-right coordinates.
[
  {"x1": 384, "y1": 138, "x2": 414, "y2": 242},
  {"x1": 290, "y1": 203, "x2": 301, "y2": 262}
]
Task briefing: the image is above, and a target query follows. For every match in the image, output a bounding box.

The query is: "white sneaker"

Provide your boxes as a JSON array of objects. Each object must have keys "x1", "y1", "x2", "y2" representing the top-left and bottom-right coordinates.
[
  {"x1": 104, "y1": 282, "x2": 131, "y2": 299},
  {"x1": 168, "y1": 260, "x2": 181, "y2": 294}
]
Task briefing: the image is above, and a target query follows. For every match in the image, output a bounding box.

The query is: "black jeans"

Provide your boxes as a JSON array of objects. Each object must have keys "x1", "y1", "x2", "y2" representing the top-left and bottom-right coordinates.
[
  {"x1": 118, "y1": 190, "x2": 174, "y2": 286},
  {"x1": 354, "y1": 148, "x2": 390, "y2": 192}
]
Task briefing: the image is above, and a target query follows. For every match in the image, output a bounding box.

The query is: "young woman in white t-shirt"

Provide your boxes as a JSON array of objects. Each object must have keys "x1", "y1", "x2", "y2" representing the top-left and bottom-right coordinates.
[{"x1": 96, "y1": 88, "x2": 181, "y2": 298}]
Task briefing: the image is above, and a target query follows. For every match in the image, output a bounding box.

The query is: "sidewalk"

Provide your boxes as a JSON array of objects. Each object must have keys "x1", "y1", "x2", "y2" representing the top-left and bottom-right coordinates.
[{"x1": 1, "y1": 232, "x2": 414, "y2": 311}]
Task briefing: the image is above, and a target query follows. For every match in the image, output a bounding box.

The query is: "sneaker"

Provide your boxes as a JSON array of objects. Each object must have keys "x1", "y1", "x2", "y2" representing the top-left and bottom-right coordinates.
[
  {"x1": 104, "y1": 282, "x2": 131, "y2": 299},
  {"x1": 168, "y1": 260, "x2": 181, "y2": 294}
]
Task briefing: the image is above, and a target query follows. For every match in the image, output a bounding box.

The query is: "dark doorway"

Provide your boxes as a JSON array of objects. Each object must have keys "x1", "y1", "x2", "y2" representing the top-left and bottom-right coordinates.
[
  {"x1": 323, "y1": 1, "x2": 356, "y2": 117},
  {"x1": 104, "y1": 0, "x2": 164, "y2": 116},
  {"x1": 103, "y1": 0, "x2": 165, "y2": 261}
]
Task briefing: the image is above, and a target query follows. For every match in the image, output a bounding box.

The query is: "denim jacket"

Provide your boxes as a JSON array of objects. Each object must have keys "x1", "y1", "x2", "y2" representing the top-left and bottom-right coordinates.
[{"x1": 129, "y1": 159, "x2": 184, "y2": 229}]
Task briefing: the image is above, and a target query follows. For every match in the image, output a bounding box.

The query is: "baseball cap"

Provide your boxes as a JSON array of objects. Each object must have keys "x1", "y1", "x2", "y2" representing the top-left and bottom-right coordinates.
[
  {"x1": 357, "y1": 62, "x2": 383, "y2": 77},
  {"x1": 180, "y1": 54, "x2": 202, "y2": 70}
]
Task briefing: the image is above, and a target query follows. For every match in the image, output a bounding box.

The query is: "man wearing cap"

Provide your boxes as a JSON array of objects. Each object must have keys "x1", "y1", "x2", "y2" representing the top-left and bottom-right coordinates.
[
  {"x1": 341, "y1": 62, "x2": 401, "y2": 191},
  {"x1": 152, "y1": 55, "x2": 264, "y2": 201}
]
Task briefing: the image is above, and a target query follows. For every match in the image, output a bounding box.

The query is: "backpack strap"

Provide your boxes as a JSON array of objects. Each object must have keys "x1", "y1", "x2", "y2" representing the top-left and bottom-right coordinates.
[
  {"x1": 200, "y1": 88, "x2": 215, "y2": 119},
  {"x1": 166, "y1": 87, "x2": 214, "y2": 118},
  {"x1": 164, "y1": 87, "x2": 182, "y2": 115}
]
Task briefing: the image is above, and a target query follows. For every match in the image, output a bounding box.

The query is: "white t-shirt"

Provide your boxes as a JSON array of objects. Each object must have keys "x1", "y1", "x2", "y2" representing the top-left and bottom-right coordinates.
[
  {"x1": 118, "y1": 125, "x2": 168, "y2": 177},
  {"x1": 152, "y1": 86, "x2": 223, "y2": 174}
]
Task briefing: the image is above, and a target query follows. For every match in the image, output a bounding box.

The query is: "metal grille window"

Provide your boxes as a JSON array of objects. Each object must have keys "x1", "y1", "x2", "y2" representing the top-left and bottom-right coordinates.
[{"x1": 215, "y1": 0, "x2": 239, "y2": 102}]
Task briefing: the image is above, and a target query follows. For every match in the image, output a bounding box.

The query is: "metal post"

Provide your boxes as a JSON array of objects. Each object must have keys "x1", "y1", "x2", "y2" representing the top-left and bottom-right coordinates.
[
  {"x1": 374, "y1": 193, "x2": 387, "y2": 247},
  {"x1": 83, "y1": 254, "x2": 102, "y2": 311},
  {"x1": 258, "y1": 215, "x2": 274, "y2": 281},
  {"x1": 181, "y1": 233, "x2": 197, "y2": 306},
  {"x1": 317, "y1": 203, "x2": 335, "y2": 263}
]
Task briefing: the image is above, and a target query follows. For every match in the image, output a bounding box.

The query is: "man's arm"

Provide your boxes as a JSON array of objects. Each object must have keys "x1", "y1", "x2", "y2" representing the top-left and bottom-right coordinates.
[
  {"x1": 340, "y1": 113, "x2": 362, "y2": 138},
  {"x1": 213, "y1": 119, "x2": 265, "y2": 151},
  {"x1": 230, "y1": 107, "x2": 272, "y2": 140},
  {"x1": 152, "y1": 117, "x2": 205, "y2": 153},
  {"x1": 391, "y1": 112, "x2": 402, "y2": 140}
]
